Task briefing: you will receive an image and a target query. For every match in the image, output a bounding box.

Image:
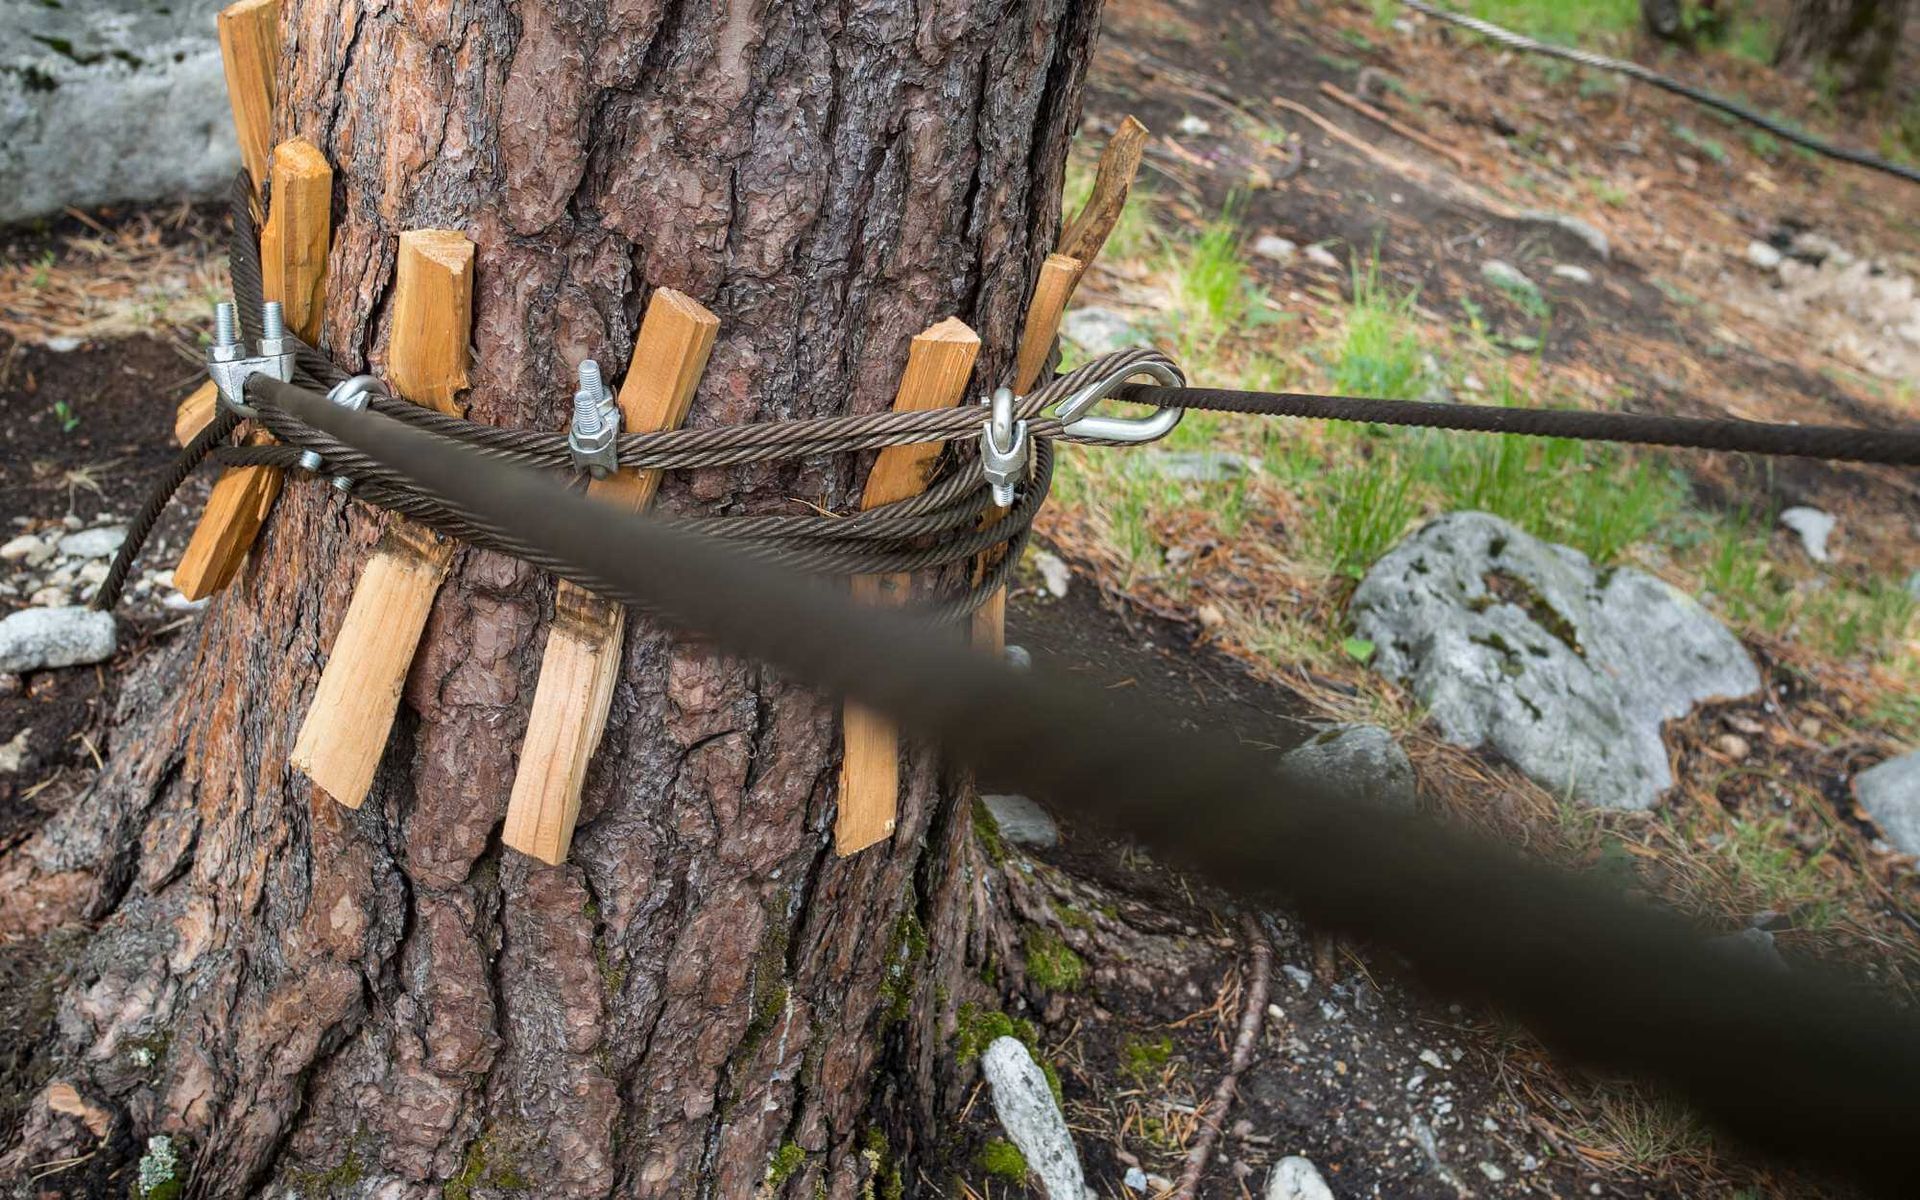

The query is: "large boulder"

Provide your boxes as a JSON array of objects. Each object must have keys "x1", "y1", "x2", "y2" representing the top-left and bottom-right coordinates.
[
  {"x1": 1350, "y1": 512, "x2": 1759, "y2": 810},
  {"x1": 1, "y1": 0, "x2": 235, "y2": 225}
]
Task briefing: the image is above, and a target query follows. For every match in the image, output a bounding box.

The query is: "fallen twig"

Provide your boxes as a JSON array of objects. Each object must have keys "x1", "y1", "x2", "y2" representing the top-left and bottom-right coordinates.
[
  {"x1": 1170, "y1": 912, "x2": 1272, "y2": 1200},
  {"x1": 1317, "y1": 81, "x2": 1470, "y2": 172}
]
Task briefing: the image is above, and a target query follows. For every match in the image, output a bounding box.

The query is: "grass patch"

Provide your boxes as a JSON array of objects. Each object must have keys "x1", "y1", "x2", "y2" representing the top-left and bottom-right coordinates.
[{"x1": 1457, "y1": 0, "x2": 1640, "y2": 48}]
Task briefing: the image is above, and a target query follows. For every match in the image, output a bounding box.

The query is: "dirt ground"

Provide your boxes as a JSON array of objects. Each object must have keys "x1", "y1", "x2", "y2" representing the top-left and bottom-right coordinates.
[{"x1": 2, "y1": 2, "x2": 1918, "y2": 1198}]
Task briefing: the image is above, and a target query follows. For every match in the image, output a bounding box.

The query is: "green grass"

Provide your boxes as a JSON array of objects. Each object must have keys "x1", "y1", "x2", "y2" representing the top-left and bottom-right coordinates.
[
  {"x1": 1457, "y1": 0, "x2": 1640, "y2": 48},
  {"x1": 1326, "y1": 261, "x2": 1427, "y2": 399},
  {"x1": 1697, "y1": 514, "x2": 1916, "y2": 666},
  {"x1": 1160, "y1": 197, "x2": 1271, "y2": 369},
  {"x1": 1671, "y1": 122, "x2": 1731, "y2": 165}
]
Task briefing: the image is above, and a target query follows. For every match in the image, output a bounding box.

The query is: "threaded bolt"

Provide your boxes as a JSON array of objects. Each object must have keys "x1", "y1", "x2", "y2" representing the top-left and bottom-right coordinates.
[
  {"x1": 577, "y1": 358, "x2": 603, "y2": 401},
  {"x1": 261, "y1": 300, "x2": 286, "y2": 342},
  {"x1": 213, "y1": 302, "x2": 239, "y2": 348},
  {"x1": 572, "y1": 360, "x2": 606, "y2": 435}
]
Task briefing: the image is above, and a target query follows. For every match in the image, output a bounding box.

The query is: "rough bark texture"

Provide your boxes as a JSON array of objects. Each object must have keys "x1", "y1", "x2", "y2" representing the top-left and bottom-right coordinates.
[
  {"x1": 0, "y1": 1, "x2": 1103, "y2": 1196},
  {"x1": 1775, "y1": 0, "x2": 1911, "y2": 93}
]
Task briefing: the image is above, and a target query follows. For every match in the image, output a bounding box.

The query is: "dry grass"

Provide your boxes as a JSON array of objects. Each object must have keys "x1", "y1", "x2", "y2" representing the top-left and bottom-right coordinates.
[{"x1": 0, "y1": 204, "x2": 225, "y2": 347}]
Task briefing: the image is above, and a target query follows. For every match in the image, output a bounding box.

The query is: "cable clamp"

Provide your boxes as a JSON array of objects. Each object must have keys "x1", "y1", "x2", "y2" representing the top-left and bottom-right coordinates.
[
  {"x1": 321, "y1": 375, "x2": 389, "y2": 491},
  {"x1": 981, "y1": 386, "x2": 1030, "y2": 507},
  {"x1": 1051, "y1": 356, "x2": 1185, "y2": 443},
  {"x1": 206, "y1": 300, "x2": 297, "y2": 419}
]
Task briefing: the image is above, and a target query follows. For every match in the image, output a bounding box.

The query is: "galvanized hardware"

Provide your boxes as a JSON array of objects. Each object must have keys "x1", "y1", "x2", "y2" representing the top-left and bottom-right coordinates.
[
  {"x1": 980, "y1": 386, "x2": 1030, "y2": 508},
  {"x1": 323, "y1": 375, "x2": 389, "y2": 491},
  {"x1": 205, "y1": 300, "x2": 297, "y2": 418},
  {"x1": 567, "y1": 359, "x2": 621, "y2": 479},
  {"x1": 1050, "y1": 358, "x2": 1184, "y2": 444}
]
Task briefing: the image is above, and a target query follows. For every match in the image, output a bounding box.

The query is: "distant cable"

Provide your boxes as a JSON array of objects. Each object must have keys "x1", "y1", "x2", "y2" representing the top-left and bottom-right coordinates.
[{"x1": 1401, "y1": 0, "x2": 1920, "y2": 186}]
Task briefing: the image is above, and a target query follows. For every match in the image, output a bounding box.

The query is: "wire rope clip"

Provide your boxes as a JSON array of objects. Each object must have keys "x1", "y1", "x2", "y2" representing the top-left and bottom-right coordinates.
[
  {"x1": 567, "y1": 359, "x2": 621, "y2": 479},
  {"x1": 981, "y1": 386, "x2": 1030, "y2": 507},
  {"x1": 205, "y1": 300, "x2": 297, "y2": 419},
  {"x1": 1052, "y1": 357, "x2": 1185, "y2": 443},
  {"x1": 322, "y1": 374, "x2": 389, "y2": 491}
]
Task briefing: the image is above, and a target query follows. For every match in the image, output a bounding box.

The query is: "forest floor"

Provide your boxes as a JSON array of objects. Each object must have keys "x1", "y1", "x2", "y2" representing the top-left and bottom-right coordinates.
[{"x1": 1, "y1": 1, "x2": 1918, "y2": 1198}]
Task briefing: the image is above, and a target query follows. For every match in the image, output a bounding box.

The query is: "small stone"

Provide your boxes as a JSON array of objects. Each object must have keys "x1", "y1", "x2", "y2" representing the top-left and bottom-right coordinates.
[
  {"x1": 1746, "y1": 240, "x2": 1785, "y2": 270},
  {"x1": 1478, "y1": 1162, "x2": 1508, "y2": 1182},
  {"x1": 162, "y1": 592, "x2": 207, "y2": 612},
  {"x1": 1253, "y1": 235, "x2": 1299, "y2": 264},
  {"x1": 0, "y1": 534, "x2": 45, "y2": 562},
  {"x1": 57, "y1": 525, "x2": 126, "y2": 559},
  {"x1": 1908, "y1": 570, "x2": 1920, "y2": 601},
  {"x1": 1141, "y1": 450, "x2": 1262, "y2": 483},
  {"x1": 1060, "y1": 307, "x2": 1139, "y2": 356},
  {"x1": 1304, "y1": 244, "x2": 1343, "y2": 271},
  {"x1": 1709, "y1": 926, "x2": 1787, "y2": 973},
  {"x1": 1551, "y1": 264, "x2": 1594, "y2": 284},
  {"x1": 1481, "y1": 259, "x2": 1541, "y2": 300},
  {"x1": 981, "y1": 793, "x2": 1060, "y2": 850},
  {"x1": 1856, "y1": 750, "x2": 1920, "y2": 857},
  {"x1": 982, "y1": 1037, "x2": 1084, "y2": 1200},
  {"x1": 1712, "y1": 733, "x2": 1750, "y2": 761},
  {"x1": 1278, "y1": 724, "x2": 1416, "y2": 812},
  {"x1": 1778, "y1": 507, "x2": 1836, "y2": 563},
  {"x1": 1033, "y1": 551, "x2": 1071, "y2": 599},
  {"x1": 61, "y1": 514, "x2": 83, "y2": 531},
  {"x1": 0, "y1": 727, "x2": 31, "y2": 774},
  {"x1": 1005, "y1": 645, "x2": 1033, "y2": 670},
  {"x1": 1265, "y1": 1156, "x2": 1334, "y2": 1200},
  {"x1": 1176, "y1": 114, "x2": 1212, "y2": 136},
  {"x1": 1281, "y1": 964, "x2": 1313, "y2": 992},
  {"x1": 1419, "y1": 1048, "x2": 1447, "y2": 1070},
  {"x1": 0, "y1": 606, "x2": 117, "y2": 673},
  {"x1": 1123, "y1": 1167, "x2": 1148, "y2": 1193},
  {"x1": 77, "y1": 562, "x2": 109, "y2": 587},
  {"x1": 29, "y1": 587, "x2": 72, "y2": 609}
]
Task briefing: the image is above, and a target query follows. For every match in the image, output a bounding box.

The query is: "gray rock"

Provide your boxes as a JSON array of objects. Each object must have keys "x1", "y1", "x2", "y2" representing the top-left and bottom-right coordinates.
[
  {"x1": 1060, "y1": 307, "x2": 1139, "y2": 356},
  {"x1": 1856, "y1": 750, "x2": 1920, "y2": 856},
  {"x1": 981, "y1": 794, "x2": 1060, "y2": 850},
  {"x1": 1279, "y1": 723, "x2": 1416, "y2": 811},
  {"x1": 1032, "y1": 551, "x2": 1071, "y2": 599},
  {"x1": 1140, "y1": 450, "x2": 1261, "y2": 483},
  {"x1": 0, "y1": 605, "x2": 116, "y2": 672},
  {"x1": 1266, "y1": 1156, "x2": 1335, "y2": 1200},
  {"x1": 1778, "y1": 506, "x2": 1836, "y2": 563},
  {"x1": 1481, "y1": 259, "x2": 1541, "y2": 300},
  {"x1": 1907, "y1": 570, "x2": 1919, "y2": 601},
  {"x1": 981, "y1": 1037, "x2": 1084, "y2": 1200},
  {"x1": 1304, "y1": 244, "x2": 1343, "y2": 271},
  {"x1": 1551, "y1": 264, "x2": 1595, "y2": 285},
  {"x1": 1746, "y1": 240, "x2": 1785, "y2": 271},
  {"x1": 1516, "y1": 209, "x2": 1611, "y2": 260},
  {"x1": 1253, "y1": 235, "x2": 1299, "y2": 264},
  {"x1": 1350, "y1": 513, "x2": 1759, "y2": 810},
  {"x1": 1, "y1": 0, "x2": 237, "y2": 224},
  {"x1": 57, "y1": 525, "x2": 126, "y2": 560},
  {"x1": 1709, "y1": 925, "x2": 1787, "y2": 973},
  {"x1": 0, "y1": 533, "x2": 44, "y2": 562}
]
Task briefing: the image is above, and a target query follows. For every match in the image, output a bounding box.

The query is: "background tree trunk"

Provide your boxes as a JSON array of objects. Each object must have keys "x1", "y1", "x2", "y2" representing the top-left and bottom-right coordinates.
[
  {"x1": 1, "y1": 1, "x2": 1103, "y2": 1195},
  {"x1": 1775, "y1": 0, "x2": 1911, "y2": 94}
]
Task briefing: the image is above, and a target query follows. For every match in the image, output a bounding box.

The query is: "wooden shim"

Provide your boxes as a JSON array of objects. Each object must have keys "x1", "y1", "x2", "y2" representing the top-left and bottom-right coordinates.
[
  {"x1": 835, "y1": 317, "x2": 981, "y2": 856},
  {"x1": 176, "y1": 382, "x2": 219, "y2": 447},
  {"x1": 172, "y1": 138, "x2": 333, "y2": 600},
  {"x1": 503, "y1": 289, "x2": 720, "y2": 864},
  {"x1": 969, "y1": 254, "x2": 1084, "y2": 655},
  {"x1": 291, "y1": 230, "x2": 474, "y2": 808},
  {"x1": 216, "y1": 0, "x2": 280, "y2": 194},
  {"x1": 1058, "y1": 114, "x2": 1148, "y2": 266}
]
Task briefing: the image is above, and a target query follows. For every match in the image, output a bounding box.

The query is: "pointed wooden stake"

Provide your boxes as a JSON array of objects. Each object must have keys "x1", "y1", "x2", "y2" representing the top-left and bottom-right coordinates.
[
  {"x1": 972, "y1": 116, "x2": 1150, "y2": 654},
  {"x1": 173, "y1": 138, "x2": 333, "y2": 601},
  {"x1": 216, "y1": 0, "x2": 280, "y2": 196},
  {"x1": 502, "y1": 289, "x2": 719, "y2": 864},
  {"x1": 174, "y1": 0, "x2": 283, "y2": 448},
  {"x1": 291, "y1": 230, "x2": 473, "y2": 809},
  {"x1": 835, "y1": 318, "x2": 981, "y2": 856},
  {"x1": 969, "y1": 254, "x2": 1082, "y2": 655}
]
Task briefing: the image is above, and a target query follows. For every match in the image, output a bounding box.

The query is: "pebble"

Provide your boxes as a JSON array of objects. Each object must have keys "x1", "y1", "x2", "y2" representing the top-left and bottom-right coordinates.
[
  {"x1": 981, "y1": 1038, "x2": 1085, "y2": 1200},
  {"x1": 980, "y1": 793, "x2": 1060, "y2": 850},
  {"x1": 1033, "y1": 551, "x2": 1071, "y2": 599},
  {"x1": 1481, "y1": 259, "x2": 1541, "y2": 299},
  {"x1": 0, "y1": 606, "x2": 117, "y2": 673},
  {"x1": 57, "y1": 525, "x2": 126, "y2": 559},
  {"x1": 1176, "y1": 114, "x2": 1212, "y2": 136},
  {"x1": 1478, "y1": 1162, "x2": 1508, "y2": 1182},
  {"x1": 1265, "y1": 1156, "x2": 1334, "y2": 1200},
  {"x1": 1551, "y1": 264, "x2": 1594, "y2": 284},
  {"x1": 1280, "y1": 964, "x2": 1314, "y2": 992},
  {"x1": 1304, "y1": 244, "x2": 1343, "y2": 271},
  {"x1": 1253, "y1": 235, "x2": 1299, "y2": 264},
  {"x1": 0, "y1": 534, "x2": 47, "y2": 563},
  {"x1": 1712, "y1": 733, "x2": 1750, "y2": 760},
  {"x1": 1746, "y1": 240, "x2": 1785, "y2": 270},
  {"x1": 29, "y1": 587, "x2": 72, "y2": 608},
  {"x1": 1060, "y1": 307, "x2": 1139, "y2": 356},
  {"x1": 1778, "y1": 506, "x2": 1836, "y2": 563}
]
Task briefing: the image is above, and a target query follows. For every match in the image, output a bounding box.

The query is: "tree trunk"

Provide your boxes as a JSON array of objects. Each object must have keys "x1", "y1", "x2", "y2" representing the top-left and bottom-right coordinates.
[
  {"x1": 1, "y1": 2, "x2": 1103, "y2": 1196},
  {"x1": 1775, "y1": 0, "x2": 1911, "y2": 94}
]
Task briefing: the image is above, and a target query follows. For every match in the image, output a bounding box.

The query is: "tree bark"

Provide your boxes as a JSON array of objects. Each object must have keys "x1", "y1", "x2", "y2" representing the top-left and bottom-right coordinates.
[
  {"x1": 0, "y1": 2, "x2": 1103, "y2": 1196},
  {"x1": 1775, "y1": 0, "x2": 1911, "y2": 94}
]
